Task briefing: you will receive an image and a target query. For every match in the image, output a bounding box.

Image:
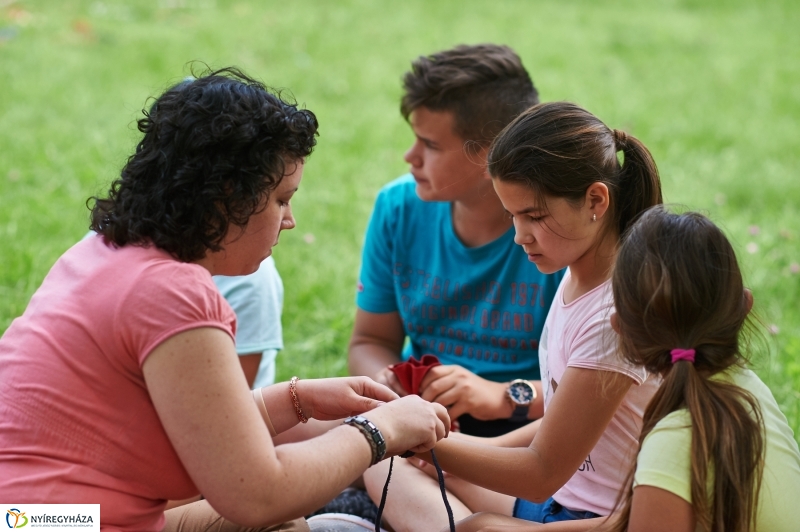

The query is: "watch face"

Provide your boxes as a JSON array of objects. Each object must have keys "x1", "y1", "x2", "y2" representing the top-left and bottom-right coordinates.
[{"x1": 509, "y1": 381, "x2": 534, "y2": 405}]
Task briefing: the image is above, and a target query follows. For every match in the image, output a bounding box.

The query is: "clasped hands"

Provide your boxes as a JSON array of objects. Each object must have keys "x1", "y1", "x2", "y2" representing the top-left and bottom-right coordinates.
[
  {"x1": 293, "y1": 376, "x2": 451, "y2": 456},
  {"x1": 375, "y1": 363, "x2": 512, "y2": 420}
]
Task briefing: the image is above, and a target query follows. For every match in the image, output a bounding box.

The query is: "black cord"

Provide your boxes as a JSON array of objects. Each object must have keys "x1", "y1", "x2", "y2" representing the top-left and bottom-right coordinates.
[
  {"x1": 373, "y1": 456, "x2": 394, "y2": 530},
  {"x1": 374, "y1": 450, "x2": 455, "y2": 532},
  {"x1": 430, "y1": 449, "x2": 456, "y2": 531}
]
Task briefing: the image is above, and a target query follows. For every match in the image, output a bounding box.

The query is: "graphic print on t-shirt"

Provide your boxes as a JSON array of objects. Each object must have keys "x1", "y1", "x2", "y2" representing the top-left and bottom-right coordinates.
[{"x1": 394, "y1": 260, "x2": 550, "y2": 366}]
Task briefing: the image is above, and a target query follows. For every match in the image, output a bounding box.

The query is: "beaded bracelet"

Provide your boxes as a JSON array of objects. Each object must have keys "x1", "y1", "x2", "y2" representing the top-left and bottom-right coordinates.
[
  {"x1": 289, "y1": 376, "x2": 308, "y2": 423},
  {"x1": 343, "y1": 415, "x2": 386, "y2": 465}
]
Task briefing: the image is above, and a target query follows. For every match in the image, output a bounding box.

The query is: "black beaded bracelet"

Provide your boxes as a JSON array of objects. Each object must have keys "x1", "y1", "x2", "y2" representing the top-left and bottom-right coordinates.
[{"x1": 343, "y1": 415, "x2": 386, "y2": 465}]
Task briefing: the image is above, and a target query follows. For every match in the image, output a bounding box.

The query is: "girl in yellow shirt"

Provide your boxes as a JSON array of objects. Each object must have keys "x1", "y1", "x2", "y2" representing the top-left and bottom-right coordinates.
[{"x1": 608, "y1": 207, "x2": 800, "y2": 532}]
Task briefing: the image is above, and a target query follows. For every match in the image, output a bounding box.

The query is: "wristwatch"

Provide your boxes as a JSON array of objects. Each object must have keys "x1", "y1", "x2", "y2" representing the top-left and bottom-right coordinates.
[{"x1": 506, "y1": 379, "x2": 537, "y2": 422}]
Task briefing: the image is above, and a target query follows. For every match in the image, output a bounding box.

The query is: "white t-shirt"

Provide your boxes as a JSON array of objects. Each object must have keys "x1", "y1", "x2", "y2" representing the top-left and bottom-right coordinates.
[
  {"x1": 213, "y1": 256, "x2": 284, "y2": 388},
  {"x1": 539, "y1": 270, "x2": 659, "y2": 515}
]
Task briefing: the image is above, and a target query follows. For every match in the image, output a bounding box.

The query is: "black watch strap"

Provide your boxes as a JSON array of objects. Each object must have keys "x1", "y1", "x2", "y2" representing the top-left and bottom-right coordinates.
[
  {"x1": 343, "y1": 415, "x2": 387, "y2": 465},
  {"x1": 509, "y1": 404, "x2": 530, "y2": 423}
]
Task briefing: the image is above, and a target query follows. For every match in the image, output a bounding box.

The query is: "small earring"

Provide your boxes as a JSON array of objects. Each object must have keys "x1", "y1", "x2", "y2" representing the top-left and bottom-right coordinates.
[{"x1": 592, "y1": 214, "x2": 597, "y2": 222}]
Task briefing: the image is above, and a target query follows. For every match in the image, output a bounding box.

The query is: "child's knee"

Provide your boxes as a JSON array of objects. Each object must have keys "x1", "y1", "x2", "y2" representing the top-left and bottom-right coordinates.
[
  {"x1": 363, "y1": 457, "x2": 439, "y2": 500},
  {"x1": 362, "y1": 458, "x2": 393, "y2": 497}
]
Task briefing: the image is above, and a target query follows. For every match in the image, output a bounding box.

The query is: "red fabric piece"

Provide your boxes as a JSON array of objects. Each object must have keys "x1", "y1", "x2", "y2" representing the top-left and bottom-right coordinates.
[
  {"x1": 389, "y1": 354, "x2": 442, "y2": 395},
  {"x1": 389, "y1": 354, "x2": 460, "y2": 433}
]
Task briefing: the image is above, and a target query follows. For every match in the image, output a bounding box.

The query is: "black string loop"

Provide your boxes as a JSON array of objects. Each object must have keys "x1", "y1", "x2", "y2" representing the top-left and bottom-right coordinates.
[{"x1": 374, "y1": 449, "x2": 455, "y2": 532}]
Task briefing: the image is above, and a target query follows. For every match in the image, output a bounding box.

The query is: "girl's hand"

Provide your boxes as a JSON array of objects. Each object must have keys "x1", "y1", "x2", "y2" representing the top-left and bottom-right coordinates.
[
  {"x1": 374, "y1": 366, "x2": 409, "y2": 397},
  {"x1": 419, "y1": 365, "x2": 511, "y2": 420},
  {"x1": 297, "y1": 376, "x2": 399, "y2": 421},
  {"x1": 366, "y1": 395, "x2": 451, "y2": 455}
]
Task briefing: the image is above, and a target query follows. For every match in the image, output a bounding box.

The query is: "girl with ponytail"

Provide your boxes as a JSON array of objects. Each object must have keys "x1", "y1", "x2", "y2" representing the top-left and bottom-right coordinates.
[
  {"x1": 608, "y1": 208, "x2": 800, "y2": 532},
  {"x1": 403, "y1": 102, "x2": 665, "y2": 529}
]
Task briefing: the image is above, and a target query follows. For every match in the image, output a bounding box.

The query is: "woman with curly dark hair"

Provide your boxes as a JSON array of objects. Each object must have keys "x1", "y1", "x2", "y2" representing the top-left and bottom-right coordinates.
[{"x1": 0, "y1": 68, "x2": 449, "y2": 532}]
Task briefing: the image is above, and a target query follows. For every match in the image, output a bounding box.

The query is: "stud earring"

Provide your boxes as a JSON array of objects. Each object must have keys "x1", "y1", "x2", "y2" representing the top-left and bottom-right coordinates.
[{"x1": 592, "y1": 214, "x2": 597, "y2": 222}]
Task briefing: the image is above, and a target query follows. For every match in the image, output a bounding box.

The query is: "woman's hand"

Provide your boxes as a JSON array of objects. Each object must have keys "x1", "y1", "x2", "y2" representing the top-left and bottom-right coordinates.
[
  {"x1": 419, "y1": 365, "x2": 511, "y2": 420},
  {"x1": 297, "y1": 376, "x2": 399, "y2": 421},
  {"x1": 366, "y1": 395, "x2": 451, "y2": 455}
]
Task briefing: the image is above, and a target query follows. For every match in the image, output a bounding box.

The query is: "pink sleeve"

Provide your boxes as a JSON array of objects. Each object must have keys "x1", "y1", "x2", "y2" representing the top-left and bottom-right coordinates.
[
  {"x1": 115, "y1": 262, "x2": 237, "y2": 367},
  {"x1": 566, "y1": 308, "x2": 648, "y2": 385}
]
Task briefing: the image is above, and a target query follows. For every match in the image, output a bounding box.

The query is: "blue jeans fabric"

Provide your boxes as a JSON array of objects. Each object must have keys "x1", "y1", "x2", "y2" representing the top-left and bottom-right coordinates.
[{"x1": 513, "y1": 497, "x2": 601, "y2": 523}]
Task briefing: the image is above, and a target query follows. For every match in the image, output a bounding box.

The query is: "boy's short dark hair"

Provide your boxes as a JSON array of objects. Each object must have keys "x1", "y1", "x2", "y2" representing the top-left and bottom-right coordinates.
[{"x1": 401, "y1": 44, "x2": 538, "y2": 144}]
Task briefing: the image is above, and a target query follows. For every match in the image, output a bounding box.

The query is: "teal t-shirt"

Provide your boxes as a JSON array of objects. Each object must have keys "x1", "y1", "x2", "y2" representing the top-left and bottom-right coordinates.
[{"x1": 357, "y1": 175, "x2": 563, "y2": 382}]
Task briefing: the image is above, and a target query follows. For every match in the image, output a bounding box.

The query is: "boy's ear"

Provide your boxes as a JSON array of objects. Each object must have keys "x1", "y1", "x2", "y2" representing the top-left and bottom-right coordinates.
[
  {"x1": 466, "y1": 142, "x2": 491, "y2": 179},
  {"x1": 610, "y1": 312, "x2": 620, "y2": 334},
  {"x1": 744, "y1": 288, "x2": 754, "y2": 314}
]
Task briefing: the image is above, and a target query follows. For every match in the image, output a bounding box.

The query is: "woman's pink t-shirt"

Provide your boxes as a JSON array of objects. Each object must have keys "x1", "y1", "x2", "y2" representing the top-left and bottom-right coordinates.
[
  {"x1": 538, "y1": 270, "x2": 659, "y2": 516},
  {"x1": 0, "y1": 235, "x2": 236, "y2": 531}
]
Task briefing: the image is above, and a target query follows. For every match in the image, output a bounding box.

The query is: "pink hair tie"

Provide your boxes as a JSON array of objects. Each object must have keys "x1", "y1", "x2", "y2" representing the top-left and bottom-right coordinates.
[{"x1": 670, "y1": 348, "x2": 696, "y2": 364}]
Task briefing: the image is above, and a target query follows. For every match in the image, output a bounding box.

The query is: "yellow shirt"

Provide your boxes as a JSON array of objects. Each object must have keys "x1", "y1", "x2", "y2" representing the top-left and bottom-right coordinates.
[{"x1": 634, "y1": 367, "x2": 800, "y2": 531}]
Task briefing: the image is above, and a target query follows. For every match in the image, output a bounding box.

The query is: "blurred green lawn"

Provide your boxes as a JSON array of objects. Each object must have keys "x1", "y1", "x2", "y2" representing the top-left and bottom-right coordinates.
[{"x1": 1, "y1": 0, "x2": 798, "y2": 442}]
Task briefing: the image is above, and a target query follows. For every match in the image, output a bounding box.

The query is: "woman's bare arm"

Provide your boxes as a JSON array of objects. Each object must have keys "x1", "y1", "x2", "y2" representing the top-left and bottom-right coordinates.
[{"x1": 144, "y1": 327, "x2": 449, "y2": 527}]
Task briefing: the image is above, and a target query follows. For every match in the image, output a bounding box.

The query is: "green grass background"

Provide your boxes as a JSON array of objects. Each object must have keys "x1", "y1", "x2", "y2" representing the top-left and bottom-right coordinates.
[{"x1": 1, "y1": 0, "x2": 798, "y2": 442}]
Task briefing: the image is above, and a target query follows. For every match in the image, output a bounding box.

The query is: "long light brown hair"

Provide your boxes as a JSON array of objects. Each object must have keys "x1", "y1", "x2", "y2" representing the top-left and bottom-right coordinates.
[{"x1": 610, "y1": 207, "x2": 765, "y2": 532}]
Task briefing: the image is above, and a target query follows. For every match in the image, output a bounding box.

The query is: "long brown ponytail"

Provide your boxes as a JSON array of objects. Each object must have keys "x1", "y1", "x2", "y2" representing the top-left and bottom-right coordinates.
[
  {"x1": 612, "y1": 131, "x2": 661, "y2": 238},
  {"x1": 611, "y1": 208, "x2": 765, "y2": 532},
  {"x1": 487, "y1": 102, "x2": 662, "y2": 238}
]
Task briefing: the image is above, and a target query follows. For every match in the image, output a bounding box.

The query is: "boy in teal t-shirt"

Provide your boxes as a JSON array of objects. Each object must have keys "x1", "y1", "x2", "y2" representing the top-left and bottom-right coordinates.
[
  {"x1": 349, "y1": 44, "x2": 563, "y2": 438},
  {"x1": 358, "y1": 175, "x2": 560, "y2": 384}
]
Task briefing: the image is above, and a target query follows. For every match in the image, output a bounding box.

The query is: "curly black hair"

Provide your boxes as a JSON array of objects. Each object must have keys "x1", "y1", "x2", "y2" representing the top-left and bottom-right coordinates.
[{"x1": 89, "y1": 66, "x2": 318, "y2": 262}]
